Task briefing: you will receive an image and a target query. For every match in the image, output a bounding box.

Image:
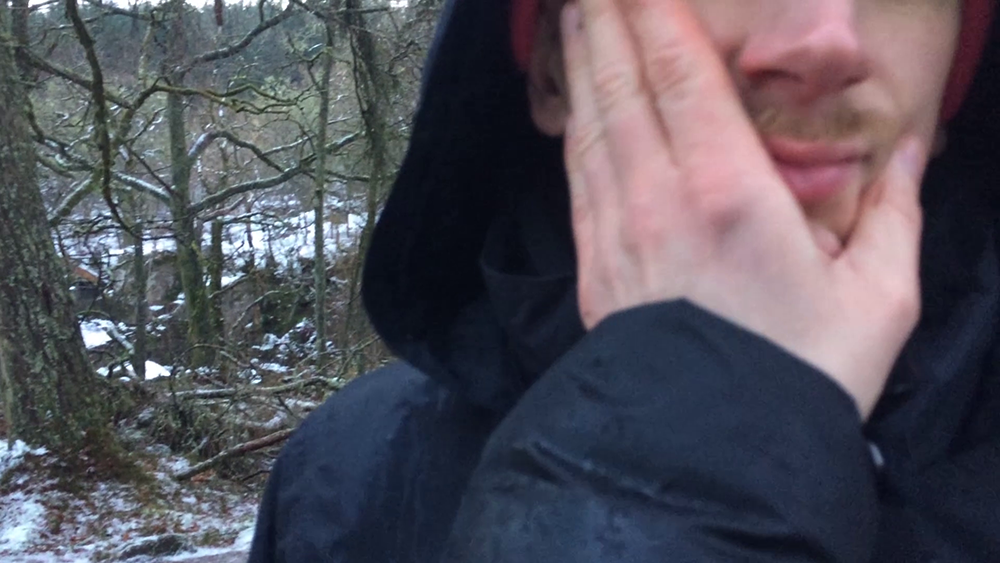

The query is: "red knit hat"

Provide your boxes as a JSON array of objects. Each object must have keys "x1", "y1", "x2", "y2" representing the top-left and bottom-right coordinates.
[{"x1": 510, "y1": 0, "x2": 994, "y2": 121}]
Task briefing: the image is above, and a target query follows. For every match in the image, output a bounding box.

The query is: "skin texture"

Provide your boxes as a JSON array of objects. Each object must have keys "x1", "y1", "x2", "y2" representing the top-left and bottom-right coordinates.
[
  {"x1": 528, "y1": 0, "x2": 961, "y2": 244},
  {"x1": 525, "y1": 0, "x2": 963, "y2": 418}
]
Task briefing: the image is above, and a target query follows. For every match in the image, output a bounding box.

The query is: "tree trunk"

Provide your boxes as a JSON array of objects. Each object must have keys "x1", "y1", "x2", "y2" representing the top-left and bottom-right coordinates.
[
  {"x1": 165, "y1": 0, "x2": 215, "y2": 366},
  {"x1": 0, "y1": 3, "x2": 118, "y2": 458},
  {"x1": 123, "y1": 165, "x2": 148, "y2": 382},
  {"x1": 341, "y1": 0, "x2": 392, "y2": 374},
  {"x1": 131, "y1": 220, "x2": 148, "y2": 382},
  {"x1": 209, "y1": 219, "x2": 225, "y2": 339},
  {"x1": 171, "y1": 183, "x2": 215, "y2": 367},
  {"x1": 207, "y1": 35, "x2": 228, "y2": 351},
  {"x1": 313, "y1": 25, "x2": 334, "y2": 358},
  {"x1": 9, "y1": 0, "x2": 30, "y2": 80}
]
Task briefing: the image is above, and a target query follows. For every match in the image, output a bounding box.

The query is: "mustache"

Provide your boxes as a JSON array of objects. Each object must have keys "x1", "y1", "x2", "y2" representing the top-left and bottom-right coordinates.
[{"x1": 746, "y1": 100, "x2": 900, "y2": 145}]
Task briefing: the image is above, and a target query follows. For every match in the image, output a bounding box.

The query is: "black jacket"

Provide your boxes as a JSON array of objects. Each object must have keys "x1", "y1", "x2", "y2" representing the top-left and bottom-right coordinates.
[{"x1": 248, "y1": 0, "x2": 1000, "y2": 560}]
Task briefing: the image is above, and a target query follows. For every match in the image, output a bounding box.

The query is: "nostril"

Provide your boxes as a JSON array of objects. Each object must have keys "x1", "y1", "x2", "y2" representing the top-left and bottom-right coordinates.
[{"x1": 738, "y1": 23, "x2": 869, "y2": 102}]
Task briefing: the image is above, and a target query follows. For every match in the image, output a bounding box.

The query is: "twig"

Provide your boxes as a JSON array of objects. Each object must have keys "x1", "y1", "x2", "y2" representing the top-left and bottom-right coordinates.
[
  {"x1": 170, "y1": 376, "x2": 343, "y2": 400},
  {"x1": 174, "y1": 428, "x2": 294, "y2": 481}
]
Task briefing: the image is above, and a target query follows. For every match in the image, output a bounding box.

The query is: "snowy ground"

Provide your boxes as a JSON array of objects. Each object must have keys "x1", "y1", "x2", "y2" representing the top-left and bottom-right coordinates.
[
  {"x1": 0, "y1": 439, "x2": 258, "y2": 562},
  {"x1": 64, "y1": 194, "x2": 367, "y2": 281}
]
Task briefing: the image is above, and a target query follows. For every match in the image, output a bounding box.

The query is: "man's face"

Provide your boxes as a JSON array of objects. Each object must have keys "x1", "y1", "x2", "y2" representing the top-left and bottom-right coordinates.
[{"x1": 528, "y1": 0, "x2": 963, "y2": 241}]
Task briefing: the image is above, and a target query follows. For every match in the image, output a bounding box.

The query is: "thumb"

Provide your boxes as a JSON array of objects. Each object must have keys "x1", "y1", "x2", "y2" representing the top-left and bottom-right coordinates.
[{"x1": 843, "y1": 137, "x2": 925, "y2": 282}]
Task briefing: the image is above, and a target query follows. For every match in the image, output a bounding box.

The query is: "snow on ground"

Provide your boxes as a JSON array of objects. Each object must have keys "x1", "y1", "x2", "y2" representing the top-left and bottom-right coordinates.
[
  {"x1": 0, "y1": 493, "x2": 45, "y2": 552},
  {"x1": 96, "y1": 361, "x2": 173, "y2": 381},
  {"x1": 61, "y1": 193, "x2": 367, "y2": 282},
  {"x1": 217, "y1": 210, "x2": 366, "y2": 264},
  {"x1": 79, "y1": 320, "x2": 114, "y2": 349},
  {"x1": 144, "y1": 361, "x2": 173, "y2": 380},
  {"x1": 0, "y1": 440, "x2": 259, "y2": 562},
  {"x1": 0, "y1": 440, "x2": 48, "y2": 479}
]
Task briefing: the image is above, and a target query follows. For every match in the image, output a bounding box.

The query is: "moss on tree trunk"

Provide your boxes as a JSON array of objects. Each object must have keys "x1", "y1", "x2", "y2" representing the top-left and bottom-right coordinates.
[
  {"x1": 167, "y1": 88, "x2": 216, "y2": 367},
  {"x1": 0, "y1": 4, "x2": 120, "y2": 461}
]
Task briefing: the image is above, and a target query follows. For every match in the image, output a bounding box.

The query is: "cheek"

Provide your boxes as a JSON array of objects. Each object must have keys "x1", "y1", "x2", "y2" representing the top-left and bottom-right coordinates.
[
  {"x1": 861, "y1": 5, "x2": 961, "y2": 136},
  {"x1": 682, "y1": 0, "x2": 755, "y2": 57}
]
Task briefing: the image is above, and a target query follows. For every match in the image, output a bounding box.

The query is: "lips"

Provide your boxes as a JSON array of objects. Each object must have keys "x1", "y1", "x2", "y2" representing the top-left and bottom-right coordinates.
[{"x1": 763, "y1": 136, "x2": 867, "y2": 205}]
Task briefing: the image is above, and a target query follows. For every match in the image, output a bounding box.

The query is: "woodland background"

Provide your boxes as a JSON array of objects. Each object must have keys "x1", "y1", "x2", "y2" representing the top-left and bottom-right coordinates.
[{"x1": 0, "y1": 0, "x2": 441, "y2": 559}]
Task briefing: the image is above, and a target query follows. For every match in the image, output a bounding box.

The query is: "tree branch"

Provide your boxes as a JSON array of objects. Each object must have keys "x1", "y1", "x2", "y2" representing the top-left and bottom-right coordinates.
[
  {"x1": 173, "y1": 428, "x2": 295, "y2": 481},
  {"x1": 25, "y1": 51, "x2": 133, "y2": 109},
  {"x1": 188, "y1": 5, "x2": 297, "y2": 68},
  {"x1": 47, "y1": 169, "x2": 172, "y2": 225},
  {"x1": 171, "y1": 376, "x2": 342, "y2": 400},
  {"x1": 190, "y1": 163, "x2": 307, "y2": 214},
  {"x1": 190, "y1": 132, "x2": 361, "y2": 214},
  {"x1": 149, "y1": 82, "x2": 300, "y2": 115},
  {"x1": 80, "y1": 0, "x2": 152, "y2": 21},
  {"x1": 66, "y1": 0, "x2": 130, "y2": 234},
  {"x1": 299, "y1": 131, "x2": 362, "y2": 167},
  {"x1": 187, "y1": 130, "x2": 282, "y2": 175}
]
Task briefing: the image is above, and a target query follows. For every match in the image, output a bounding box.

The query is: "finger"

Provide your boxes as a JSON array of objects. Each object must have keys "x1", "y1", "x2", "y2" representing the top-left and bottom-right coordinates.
[
  {"x1": 623, "y1": 0, "x2": 774, "y2": 180},
  {"x1": 576, "y1": 0, "x2": 676, "y2": 190},
  {"x1": 843, "y1": 138, "x2": 925, "y2": 286},
  {"x1": 562, "y1": 2, "x2": 612, "y2": 215},
  {"x1": 562, "y1": 3, "x2": 617, "y2": 267}
]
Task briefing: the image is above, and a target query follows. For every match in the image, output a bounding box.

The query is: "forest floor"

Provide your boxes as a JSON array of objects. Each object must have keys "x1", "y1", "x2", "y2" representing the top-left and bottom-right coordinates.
[{"x1": 0, "y1": 438, "x2": 260, "y2": 562}]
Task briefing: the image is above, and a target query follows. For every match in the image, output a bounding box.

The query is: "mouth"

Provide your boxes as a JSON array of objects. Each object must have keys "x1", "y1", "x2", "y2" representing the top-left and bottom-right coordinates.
[{"x1": 763, "y1": 136, "x2": 868, "y2": 205}]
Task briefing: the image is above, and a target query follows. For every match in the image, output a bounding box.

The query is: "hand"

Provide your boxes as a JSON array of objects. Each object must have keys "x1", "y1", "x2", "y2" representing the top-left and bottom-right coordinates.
[{"x1": 561, "y1": 0, "x2": 926, "y2": 418}]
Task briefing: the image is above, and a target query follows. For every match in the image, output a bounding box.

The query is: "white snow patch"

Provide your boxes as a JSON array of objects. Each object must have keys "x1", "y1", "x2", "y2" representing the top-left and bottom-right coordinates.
[
  {"x1": 143, "y1": 361, "x2": 172, "y2": 380},
  {"x1": 163, "y1": 455, "x2": 191, "y2": 475},
  {"x1": 0, "y1": 441, "x2": 50, "y2": 554},
  {"x1": 57, "y1": 191, "x2": 364, "y2": 306},
  {"x1": 98, "y1": 361, "x2": 171, "y2": 381},
  {"x1": 0, "y1": 493, "x2": 45, "y2": 551},
  {"x1": 161, "y1": 546, "x2": 235, "y2": 561},
  {"x1": 0, "y1": 445, "x2": 258, "y2": 560},
  {"x1": 80, "y1": 319, "x2": 114, "y2": 349},
  {"x1": 256, "y1": 334, "x2": 280, "y2": 352},
  {"x1": 218, "y1": 209, "x2": 366, "y2": 266},
  {"x1": 234, "y1": 525, "x2": 256, "y2": 549},
  {"x1": 0, "y1": 440, "x2": 47, "y2": 481},
  {"x1": 257, "y1": 362, "x2": 289, "y2": 374}
]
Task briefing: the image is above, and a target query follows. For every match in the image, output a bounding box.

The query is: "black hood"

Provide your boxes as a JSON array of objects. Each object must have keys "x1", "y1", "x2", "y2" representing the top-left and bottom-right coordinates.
[
  {"x1": 362, "y1": 0, "x2": 569, "y2": 411},
  {"x1": 363, "y1": 0, "x2": 1000, "y2": 449}
]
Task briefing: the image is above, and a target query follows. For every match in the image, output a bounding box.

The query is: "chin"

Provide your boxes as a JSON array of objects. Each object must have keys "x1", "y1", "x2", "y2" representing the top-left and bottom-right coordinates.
[{"x1": 803, "y1": 186, "x2": 865, "y2": 244}]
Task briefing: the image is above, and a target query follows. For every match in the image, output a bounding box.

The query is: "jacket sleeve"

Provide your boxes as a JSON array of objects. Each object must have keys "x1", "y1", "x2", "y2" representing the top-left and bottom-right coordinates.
[
  {"x1": 246, "y1": 452, "x2": 283, "y2": 563},
  {"x1": 442, "y1": 301, "x2": 880, "y2": 563},
  {"x1": 245, "y1": 365, "x2": 421, "y2": 563}
]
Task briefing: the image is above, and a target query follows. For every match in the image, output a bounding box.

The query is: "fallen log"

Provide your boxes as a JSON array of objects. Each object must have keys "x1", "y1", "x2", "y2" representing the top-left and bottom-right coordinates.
[
  {"x1": 170, "y1": 376, "x2": 343, "y2": 400},
  {"x1": 173, "y1": 428, "x2": 295, "y2": 481}
]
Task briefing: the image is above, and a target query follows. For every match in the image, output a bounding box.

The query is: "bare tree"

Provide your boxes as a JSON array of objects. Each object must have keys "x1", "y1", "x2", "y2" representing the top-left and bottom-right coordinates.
[
  {"x1": 312, "y1": 22, "x2": 335, "y2": 357},
  {"x1": 335, "y1": 0, "x2": 431, "y2": 373},
  {"x1": 0, "y1": 0, "x2": 121, "y2": 461},
  {"x1": 26, "y1": 0, "x2": 358, "y2": 366}
]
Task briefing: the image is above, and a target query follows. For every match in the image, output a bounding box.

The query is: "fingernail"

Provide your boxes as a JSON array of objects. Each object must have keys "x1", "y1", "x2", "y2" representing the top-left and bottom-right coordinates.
[
  {"x1": 562, "y1": 2, "x2": 581, "y2": 35},
  {"x1": 896, "y1": 137, "x2": 924, "y2": 183}
]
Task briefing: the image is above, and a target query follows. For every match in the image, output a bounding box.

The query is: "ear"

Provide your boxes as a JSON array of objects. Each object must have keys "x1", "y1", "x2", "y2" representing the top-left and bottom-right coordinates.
[{"x1": 526, "y1": 8, "x2": 570, "y2": 137}]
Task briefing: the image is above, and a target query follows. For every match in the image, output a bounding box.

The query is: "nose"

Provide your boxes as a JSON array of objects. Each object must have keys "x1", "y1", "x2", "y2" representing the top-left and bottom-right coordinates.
[{"x1": 738, "y1": 0, "x2": 870, "y2": 102}]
